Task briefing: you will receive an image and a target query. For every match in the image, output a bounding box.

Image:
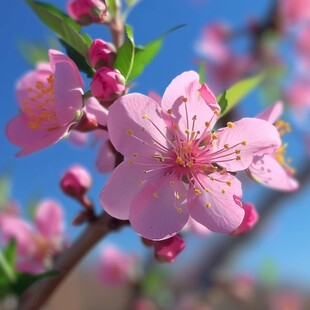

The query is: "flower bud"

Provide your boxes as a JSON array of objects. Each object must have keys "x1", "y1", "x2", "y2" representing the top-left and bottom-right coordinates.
[
  {"x1": 154, "y1": 235, "x2": 185, "y2": 263},
  {"x1": 91, "y1": 67, "x2": 125, "y2": 102},
  {"x1": 67, "y1": 0, "x2": 107, "y2": 26},
  {"x1": 89, "y1": 39, "x2": 116, "y2": 69},
  {"x1": 60, "y1": 165, "x2": 92, "y2": 201},
  {"x1": 74, "y1": 111, "x2": 99, "y2": 132}
]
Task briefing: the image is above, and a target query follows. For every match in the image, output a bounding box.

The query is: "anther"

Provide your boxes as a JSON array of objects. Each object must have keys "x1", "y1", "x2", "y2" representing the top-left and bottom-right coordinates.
[
  {"x1": 235, "y1": 149, "x2": 241, "y2": 154},
  {"x1": 173, "y1": 125, "x2": 178, "y2": 131},
  {"x1": 212, "y1": 167, "x2": 218, "y2": 172},
  {"x1": 142, "y1": 114, "x2": 148, "y2": 119},
  {"x1": 177, "y1": 208, "x2": 182, "y2": 213},
  {"x1": 236, "y1": 156, "x2": 241, "y2": 161},
  {"x1": 182, "y1": 97, "x2": 188, "y2": 102},
  {"x1": 220, "y1": 169, "x2": 226, "y2": 175},
  {"x1": 242, "y1": 140, "x2": 247, "y2": 146},
  {"x1": 133, "y1": 153, "x2": 138, "y2": 157},
  {"x1": 167, "y1": 109, "x2": 173, "y2": 115},
  {"x1": 206, "y1": 203, "x2": 211, "y2": 208},
  {"x1": 214, "y1": 109, "x2": 220, "y2": 116},
  {"x1": 205, "y1": 188, "x2": 211, "y2": 193},
  {"x1": 128, "y1": 160, "x2": 133, "y2": 165},
  {"x1": 224, "y1": 144, "x2": 229, "y2": 150},
  {"x1": 222, "y1": 189, "x2": 226, "y2": 194},
  {"x1": 170, "y1": 181, "x2": 175, "y2": 187},
  {"x1": 205, "y1": 121, "x2": 210, "y2": 128},
  {"x1": 153, "y1": 192, "x2": 158, "y2": 198},
  {"x1": 195, "y1": 189, "x2": 201, "y2": 195},
  {"x1": 226, "y1": 180, "x2": 232, "y2": 186},
  {"x1": 137, "y1": 180, "x2": 142, "y2": 185},
  {"x1": 212, "y1": 134, "x2": 218, "y2": 140},
  {"x1": 227, "y1": 122, "x2": 235, "y2": 128},
  {"x1": 126, "y1": 129, "x2": 134, "y2": 136},
  {"x1": 185, "y1": 129, "x2": 190, "y2": 134}
]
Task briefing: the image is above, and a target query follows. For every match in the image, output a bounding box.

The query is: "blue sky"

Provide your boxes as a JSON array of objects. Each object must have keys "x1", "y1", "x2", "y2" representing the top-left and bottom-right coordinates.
[{"x1": 1, "y1": 0, "x2": 310, "y2": 288}]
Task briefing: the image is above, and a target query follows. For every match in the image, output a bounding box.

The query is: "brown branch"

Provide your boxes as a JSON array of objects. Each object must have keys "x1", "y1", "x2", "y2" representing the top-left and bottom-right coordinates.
[
  {"x1": 197, "y1": 160, "x2": 310, "y2": 289},
  {"x1": 19, "y1": 213, "x2": 128, "y2": 310}
]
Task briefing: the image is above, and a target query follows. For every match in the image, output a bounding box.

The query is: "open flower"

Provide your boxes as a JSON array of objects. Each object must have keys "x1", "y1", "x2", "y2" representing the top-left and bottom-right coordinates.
[
  {"x1": 100, "y1": 71, "x2": 281, "y2": 240},
  {"x1": 0, "y1": 200, "x2": 65, "y2": 274},
  {"x1": 248, "y1": 102, "x2": 299, "y2": 192},
  {"x1": 6, "y1": 50, "x2": 84, "y2": 156}
]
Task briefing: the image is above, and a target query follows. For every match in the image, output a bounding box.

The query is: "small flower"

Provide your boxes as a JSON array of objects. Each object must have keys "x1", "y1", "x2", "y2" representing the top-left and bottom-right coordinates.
[
  {"x1": 230, "y1": 203, "x2": 259, "y2": 236},
  {"x1": 91, "y1": 67, "x2": 126, "y2": 103},
  {"x1": 154, "y1": 235, "x2": 185, "y2": 263},
  {"x1": 248, "y1": 101, "x2": 299, "y2": 192},
  {"x1": 285, "y1": 79, "x2": 310, "y2": 111},
  {"x1": 67, "y1": 0, "x2": 107, "y2": 25},
  {"x1": 100, "y1": 71, "x2": 281, "y2": 240},
  {"x1": 89, "y1": 39, "x2": 116, "y2": 69},
  {"x1": 98, "y1": 245, "x2": 138, "y2": 286},
  {"x1": 6, "y1": 50, "x2": 84, "y2": 156},
  {"x1": 60, "y1": 165, "x2": 92, "y2": 201},
  {"x1": 0, "y1": 200, "x2": 65, "y2": 274}
]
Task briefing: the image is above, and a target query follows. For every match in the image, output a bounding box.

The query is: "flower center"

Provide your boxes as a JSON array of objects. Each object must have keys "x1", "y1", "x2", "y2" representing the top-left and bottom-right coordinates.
[{"x1": 23, "y1": 74, "x2": 61, "y2": 132}]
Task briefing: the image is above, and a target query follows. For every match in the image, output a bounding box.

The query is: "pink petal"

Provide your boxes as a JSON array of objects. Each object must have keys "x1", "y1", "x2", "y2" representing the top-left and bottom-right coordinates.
[
  {"x1": 248, "y1": 154, "x2": 299, "y2": 192},
  {"x1": 148, "y1": 91, "x2": 161, "y2": 105},
  {"x1": 256, "y1": 101, "x2": 283, "y2": 124},
  {"x1": 6, "y1": 114, "x2": 71, "y2": 156},
  {"x1": 35, "y1": 200, "x2": 64, "y2": 239},
  {"x1": 95, "y1": 140, "x2": 116, "y2": 173},
  {"x1": 183, "y1": 217, "x2": 212, "y2": 236},
  {"x1": 187, "y1": 172, "x2": 244, "y2": 233},
  {"x1": 107, "y1": 93, "x2": 169, "y2": 159},
  {"x1": 84, "y1": 96, "x2": 108, "y2": 126},
  {"x1": 100, "y1": 161, "x2": 153, "y2": 220},
  {"x1": 230, "y1": 203, "x2": 259, "y2": 236},
  {"x1": 68, "y1": 131, "x2": 89, "y2": 147},
  {"x1": 210, "y1": 118, "x2": 281, "y2": 172},
  {"x1": 16, "y1": 260, "x2": 44, "y2": 274},
  {"x1": 0, "y1": 215, "x2": 35, "y2": 256},
  {"x1": 161, "y1": 71, "x2": 220, "y2": 136},
  {"x1": 50, "y1": 50, "x2": 84, "y2": 126},
  {"x1": 129, "y1": 177, "x2": 189, "y2": 240}
]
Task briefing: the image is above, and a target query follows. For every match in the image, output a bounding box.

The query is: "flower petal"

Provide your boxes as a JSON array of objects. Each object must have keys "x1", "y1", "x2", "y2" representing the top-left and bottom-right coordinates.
[
  {"x1": 50, "y1": 50, "x2": 84, "y2": 126},
  {"x1": 248, "y1": 154, "x2": 299, "y2": 192},
  {"x1": 187, "y1": 172, "x2": 244, "y2": 233},
  {"x1": 35, "y1": 200, "x2": 64, "y2": 239},
  {"x1": 129, "y1": 177, "x2": 189, "y2": 240},
  {"x1": 107, "y1": 93, "x2": 170, "y2": 159},
  {"x1": 161, "y1": 71, "x2": 220, "y2": 136},
  {"x1": 0, "y1": 215, "x2": 35, "y2": 256},
  {"x1": 100, "y1": 161, "x2": 155, "y2": 220},
  {"x1": 256, "y1": 101, "x2": 283, "y2": 124},
  {"x1": 210, "y1": 118, "x2": 282, "y2": 172},
  {"x1": 84, "y1": 97, "x2": 108, "y2": 126},
  {"x1": 95, "y1": 140, "x2": 116, "y2": 173},
  {"x1": 6, "y1": 114, "x2": 71, "y2": 156}
]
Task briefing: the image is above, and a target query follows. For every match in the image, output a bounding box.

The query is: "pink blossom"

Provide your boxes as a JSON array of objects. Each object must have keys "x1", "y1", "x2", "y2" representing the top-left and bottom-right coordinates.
[
  {"x1": 278, "y1": 0, "x2": 310, "y2": 27},
  {"x1": 98, "y1": 245, "x2": 138, "y2": 286},
  {"x1": 68, "y1": 131, "x2": 89, "y2": 147},
  {"x1": 0, "y1": 200, "x2": 65, "y2": 274},
  {"x1": 60, "y1": 165, "x2": 92, "y2": 201},
  {"x1": 248, "y1": 102, "x2": 299, "y2": 192},
  {"x1": 195, "y1": 22, "x2": 231, "y2": 63},
  {"x1": 269, "y1": 290, "x2": 304, "y2": 310},
  {"x1": 100, "y1": 71, "x2": 281, "y2": 240},
  {"x1": 183, "y1": 217, "x2": 211, "y2": 236},
  {"x1": 285, "y1": 79, "x2": 310, "y2": 110},
  {"x1": 296, "y1": 25, "x2": 310, "y2": 58},
  {"x1": 6, "y1": 50, "x2": 84, "y2": 156},
  {"x1": 91, "y1": 67, "x2": 125, "y2": 103},
  {"x1": 154, "y1": 235, "x2": 185, "y2": 263},
  {"x1": 89, "y1": 39, "x2": 116, "y2": 69},
  {"x1": 67, "y1": 0, "x2": 107, "y2": 25},
  {"x1": 230, "y1": 203, "x2": 259, "y2": 236}
]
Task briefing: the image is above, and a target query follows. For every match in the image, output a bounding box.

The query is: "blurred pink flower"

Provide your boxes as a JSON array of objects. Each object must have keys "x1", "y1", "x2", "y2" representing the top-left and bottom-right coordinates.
[
  {"x1": 91, "y1": 67, "x2": 125, "y2": 103},
  {"x1": 89, "y1": 39, "x2": 116, "y2": 69},
  {"x1": 6, "y1": 50, "x2": 84, "y2": 156},
  {"x1": 154, "y1": 235, "x2": 185, "y2": 263},
  {"x1": 296, "y1": 25, "x2": 310, "y2": 57},
  {"x1": 285, "y1": 79, "x2": 310, "y2": 110},
  {"x1": 68, "y1": 131, "x2": 89, "y2": 147},
  {"x1": 60, "y1": 165, "x2": 92, "y2": 202},
  {"x1": 0, "y1": 200, "x2": 65, "y2": 274},
  {"x1": 230, "y1": 203, "x2": 259, "y2": 236},
  {"x1": 278, "y1": 0, "x2": 310, "y2": 27},
  {"x1": 100, "y1": 71, "x2": 281, "y2": 240},
  {"x1": 269, "y1": 290, "x2": 304, "y2": 310},
  {"x1": 195, "y1": 22, "x2": 231, "y2": 63},
  {"x1": 95, "y1": 140, "x2": 117, "y2": 173},
  {"x1": 248, "y1": 102, "x2": 299, "y2": 192},
  {"x1": 67, "y1": 0, "x2": 107, "y2": 25},
  {"x1": 98, "y1": 245, "x2": 138, "y2": 286}
]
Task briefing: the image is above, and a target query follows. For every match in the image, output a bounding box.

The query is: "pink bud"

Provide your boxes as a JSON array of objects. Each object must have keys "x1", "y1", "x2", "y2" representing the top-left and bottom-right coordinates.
[
  {"x1": 67, "y1": 0, "x2": 107, "y2": 26},
  {"x1": 74, "y1": 111, "x2": 99, "y2": 132},
  {"x1": 230, "y1": 203, "x2": 259, "y2": 236},
  {"x1": 89, "y1": 39, "x2": 116, "y2": 69},
  {"x1": 154, "y1": 235, "x2": 185, "y2": 263},
  {"x1": 60, "y1": 165, "x2": 92, "y2": 201},
  {"x1": 91, "y1": 67, "x2": 125, "y2": 103}
]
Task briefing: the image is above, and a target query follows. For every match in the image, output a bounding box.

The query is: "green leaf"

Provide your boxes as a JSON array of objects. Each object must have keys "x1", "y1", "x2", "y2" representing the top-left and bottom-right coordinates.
[
  {"x1": 216, "y1": 74, "x2": 263, "y2": 117},
  {"x1": 0, "y1": 250, "x2": 16, "y2": 284},
  {"x1": 4, "y1": 240, "x2": 17, "y2": 269},
  {"x1": 60, "y1": 40, "x2": 95, "y2": 78},
  {"x1": 0, "y1": 176, "x2": 11, "y2": 208},
  {"x1": 17, "y1": 40, "x2": 49, "y2": 67},
  {"x1": 114, "y1": 25, "x2": 135, "y2": 81},
  {"x1": 13, "y1": 270, "x2": 59, "y2": 296},
  {"x1": 25, "y1": 0, "x2": 92, "y2": 57},
  {"x1": 198, "y1": 60, "x2": 205, "y2": 85},
  {"x1": 127, "y1": 24, "x2": 185, "y2": 83},
  {"x1": 106, "y1": 0, "x2": 116, "y2": 15}
]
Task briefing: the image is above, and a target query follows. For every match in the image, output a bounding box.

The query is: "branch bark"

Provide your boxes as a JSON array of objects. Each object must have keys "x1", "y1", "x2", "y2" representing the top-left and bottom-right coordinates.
[{"x1": 19, "y1": 213, "x2": 128, "y2": 310}]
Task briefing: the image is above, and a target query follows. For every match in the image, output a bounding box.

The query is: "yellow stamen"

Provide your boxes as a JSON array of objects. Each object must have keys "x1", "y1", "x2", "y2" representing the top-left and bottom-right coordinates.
[
  {"x1": 226, "y1": 180, "x2": 232, "y2": 186},
  {"x1": 242, "y1": 140, "x2": 247, "y2": 146},
  {"x1": 227, "y1": 122, "x2": 235, "y2": 128},
  {"x1": 195, "y1": 189, "x2": 201, "y2": 195},
  {"x1": 126, "y1": 129, "x2": 134, "y2": 136},
  {"x1": 206, "y1": 203, "x2": 211, "y2": 208},
  {"x1": 153, "y1": 192, "x2": 158, "y2": 198}
]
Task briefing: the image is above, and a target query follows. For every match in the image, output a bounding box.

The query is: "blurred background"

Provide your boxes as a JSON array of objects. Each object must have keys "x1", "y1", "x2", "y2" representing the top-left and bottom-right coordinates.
[{"x1": 1, "y1": 0, "x2": 310, "y2": 309}]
